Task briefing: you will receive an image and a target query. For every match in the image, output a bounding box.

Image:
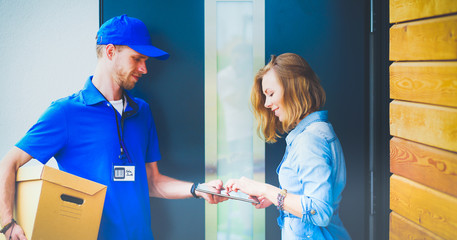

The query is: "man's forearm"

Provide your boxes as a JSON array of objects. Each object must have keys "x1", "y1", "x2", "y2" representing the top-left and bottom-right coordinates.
[
  {"x1": 0, "y1": 158, "x2": 18, "y2": 227},
  {"x1": 148, "y1": 174, "x2": 193, "y2": 199},
  {"x1": 0, "y1": 147, "x2": 32, "y2": 227}
]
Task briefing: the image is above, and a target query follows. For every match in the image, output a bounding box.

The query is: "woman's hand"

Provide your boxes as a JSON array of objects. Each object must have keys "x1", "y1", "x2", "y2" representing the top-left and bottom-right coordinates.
[
  {"x1": 225, "y1": 177, "x2": 266, "y2": 198},
  {"x1": 226, "y1": 177, "x2": 273, "y2": 208},
  {"x1": 254, "y1": 196, "x2": 273, "y2": 209}
]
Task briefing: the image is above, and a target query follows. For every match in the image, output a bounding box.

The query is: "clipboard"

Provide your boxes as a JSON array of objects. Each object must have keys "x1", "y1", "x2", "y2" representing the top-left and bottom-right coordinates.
[{"x1": 195, "y1": 184, "x2": 259, "y2": 204}]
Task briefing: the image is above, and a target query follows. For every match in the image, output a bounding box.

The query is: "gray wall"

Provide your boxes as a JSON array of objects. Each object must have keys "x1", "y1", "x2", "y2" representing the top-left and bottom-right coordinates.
[
  {"x1": 0, "y1": 0, "x2": 99, "y2": 168},
  {"x1": 0, "y1": 1, "x2": 98, "y2": 240}
]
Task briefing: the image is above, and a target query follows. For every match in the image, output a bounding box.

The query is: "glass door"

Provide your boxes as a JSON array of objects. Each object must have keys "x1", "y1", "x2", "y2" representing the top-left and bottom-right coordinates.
[{"x1": 205, "y1": 0, "x2": 265, "y2": 239}]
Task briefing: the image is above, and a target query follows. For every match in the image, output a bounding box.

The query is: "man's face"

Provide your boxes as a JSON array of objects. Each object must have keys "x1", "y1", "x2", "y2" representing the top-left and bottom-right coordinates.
[{"x1": 112, "y1": 46, "x2": 149, "y2": 90}]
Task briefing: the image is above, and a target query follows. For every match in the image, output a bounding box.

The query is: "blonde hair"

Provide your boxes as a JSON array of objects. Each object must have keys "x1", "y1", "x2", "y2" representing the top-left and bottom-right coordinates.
[{"x1": 251, "y1": 53, "x2": 326, "y2": 143}]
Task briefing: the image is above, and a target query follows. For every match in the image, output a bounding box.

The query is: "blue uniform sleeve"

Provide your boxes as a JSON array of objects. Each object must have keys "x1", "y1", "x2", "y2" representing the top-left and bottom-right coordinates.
[
  {"x1": 293, "y1": 133, "x2": 334, "y2": 227},
  {"x1": 16, "y1": 101, "x2": 68, "y2": 164}
]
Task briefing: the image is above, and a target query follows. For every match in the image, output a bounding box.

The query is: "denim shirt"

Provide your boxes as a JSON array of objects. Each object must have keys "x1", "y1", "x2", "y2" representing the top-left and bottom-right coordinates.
[{"x1": 276, "y1": 111, "x2": 351, "y2": 239}]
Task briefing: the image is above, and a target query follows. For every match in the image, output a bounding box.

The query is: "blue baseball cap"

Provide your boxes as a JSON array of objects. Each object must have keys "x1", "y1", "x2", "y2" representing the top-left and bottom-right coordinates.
[{"x1": 96, "y1": 14, "x2": 169, "y2": 60}]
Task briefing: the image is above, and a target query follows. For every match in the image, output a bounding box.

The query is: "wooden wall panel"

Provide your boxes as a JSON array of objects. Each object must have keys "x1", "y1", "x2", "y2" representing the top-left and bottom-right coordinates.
[
  {"x1": 389, "y1": 1, "x2": 457, "y2": 240},
  {"x1": 390, "y1": 212, "x2": 445, "y2": 240},
  {"x1": 390, "y1": 61, "x2": 457, "y2": 107},
  {"x1": 390, "y1": 174, "x2": 457, "y2": 240},
  {"x1": 390, "y1": 137, "x2": 457, "y2": 197},
  {"x1": 390, "y1": 0, "x2": 457, "y2": 23},
  {"x1": 390, "y1": 100, "x2": 457, "y2": 152},
  {"x1": 390, "y1": 15, "x2": 457, "y2": 61}
]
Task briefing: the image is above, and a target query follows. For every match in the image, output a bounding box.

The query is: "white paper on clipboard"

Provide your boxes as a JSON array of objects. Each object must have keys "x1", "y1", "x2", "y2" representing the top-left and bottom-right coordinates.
[{"x1": 195, "y1": 184, "x2": 259, "y2": 204}]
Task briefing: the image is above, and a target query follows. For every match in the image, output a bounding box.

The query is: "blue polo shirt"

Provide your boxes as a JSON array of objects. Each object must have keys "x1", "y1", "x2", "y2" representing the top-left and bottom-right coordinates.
[{"x1": 17, "y1": 77, "x2": 161, "y2": 240}]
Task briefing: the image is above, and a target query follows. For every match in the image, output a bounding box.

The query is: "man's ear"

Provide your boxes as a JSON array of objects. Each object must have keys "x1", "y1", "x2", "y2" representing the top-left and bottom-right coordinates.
[{"x1": 106, "y1": 44, "x2": 115, "y2": 60}]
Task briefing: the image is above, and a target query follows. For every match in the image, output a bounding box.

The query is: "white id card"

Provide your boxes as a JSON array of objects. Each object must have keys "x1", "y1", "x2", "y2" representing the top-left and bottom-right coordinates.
[{"x1": 112, "y1": 165, "x2": 135, "y2": 181}]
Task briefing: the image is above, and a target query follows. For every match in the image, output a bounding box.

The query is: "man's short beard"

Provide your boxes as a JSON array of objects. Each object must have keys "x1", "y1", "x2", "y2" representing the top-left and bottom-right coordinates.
[
  {"x1": 120, "y1": 78, "x2": 135, "y2": 90},
  {"x1": 114, "y1": 70, "x2": 135, "y2": 90}
]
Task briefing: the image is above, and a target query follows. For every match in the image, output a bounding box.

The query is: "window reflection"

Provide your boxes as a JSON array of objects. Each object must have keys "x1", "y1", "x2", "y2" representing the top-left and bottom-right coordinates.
[{"x1": 216, "y1": 2, "x2": 254, "y2": 239}]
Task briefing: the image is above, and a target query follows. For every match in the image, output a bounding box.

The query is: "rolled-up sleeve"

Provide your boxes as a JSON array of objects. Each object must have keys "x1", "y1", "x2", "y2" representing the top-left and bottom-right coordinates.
[{"x1": 293, "y1": 133, "x2": 334, "y2": 226}]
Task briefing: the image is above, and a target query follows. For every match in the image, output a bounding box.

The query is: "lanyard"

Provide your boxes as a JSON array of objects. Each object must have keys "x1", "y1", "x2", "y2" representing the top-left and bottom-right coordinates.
[
  {"x1": 95, "y1": 88, "x2": 133, "y2": 164},
  {"x1": 111, "y1": 96, "x2": 133, "y2": 163}
]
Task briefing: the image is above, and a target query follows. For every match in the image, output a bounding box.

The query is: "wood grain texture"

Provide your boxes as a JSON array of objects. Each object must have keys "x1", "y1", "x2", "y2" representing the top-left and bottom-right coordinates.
[
  {"x1": 390, "y1": 212, "x2": 445, "y2": 240},
  {"x1": 390, "y1": 61, "x2": 457, "y2": 107},
  {"x1": 390, "y1": 137, "x2": 457, "y2": 197},
  {"x1": 390, "y1": 15, "x2": 457, "y2": 61},
  {"x1": 390, "y1": 174, "x2": 457, "y2": 240},
  {"x1": 390, "y1": 100, "x2": 457, "y2": 152},
  {"x1": 390, "y1": 0, "x2": 457, "y2": 23}
]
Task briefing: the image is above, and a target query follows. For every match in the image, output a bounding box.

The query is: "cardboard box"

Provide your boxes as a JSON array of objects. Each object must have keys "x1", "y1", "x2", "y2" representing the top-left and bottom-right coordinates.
[{"x1": 5, "y1": 165, "x2": 107, "y2": 240}]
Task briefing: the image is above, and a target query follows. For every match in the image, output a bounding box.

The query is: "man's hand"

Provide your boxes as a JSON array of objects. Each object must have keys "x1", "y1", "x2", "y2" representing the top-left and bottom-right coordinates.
[
  {"x1": 195, "y1": 179, "x2": 228, "y2": 204},
  {"x1": 3, "y1": 222, "x2": 27, "y2": 240}
]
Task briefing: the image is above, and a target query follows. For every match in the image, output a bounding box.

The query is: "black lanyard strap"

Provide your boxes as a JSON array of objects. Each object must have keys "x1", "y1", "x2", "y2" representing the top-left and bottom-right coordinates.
[
  {"x1": 110, "y1": 96, "x2": 133, "y2": 163},
  {"x1": 111, "y1": 98, "x2": 125, "y2": 155},
  {"x1": 94, "y1": 88, "x2": 133, "y2": 163}
]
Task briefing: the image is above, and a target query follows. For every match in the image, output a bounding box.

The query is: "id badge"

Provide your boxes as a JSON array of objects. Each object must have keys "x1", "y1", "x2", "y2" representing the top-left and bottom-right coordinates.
[{"x1": 112, "y1": 164, "x2": 135, "y2": 182}]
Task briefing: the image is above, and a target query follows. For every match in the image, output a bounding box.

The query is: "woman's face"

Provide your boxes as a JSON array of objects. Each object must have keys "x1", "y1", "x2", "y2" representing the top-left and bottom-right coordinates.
[{"x1": 262, "y1": 69, "x2": 286, "y2": 122}]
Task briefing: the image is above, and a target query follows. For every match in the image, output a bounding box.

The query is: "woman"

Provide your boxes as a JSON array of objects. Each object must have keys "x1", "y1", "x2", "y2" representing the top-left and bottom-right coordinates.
[{"x1": 225, "y1": 53, "x2": 351, "y2": 239}]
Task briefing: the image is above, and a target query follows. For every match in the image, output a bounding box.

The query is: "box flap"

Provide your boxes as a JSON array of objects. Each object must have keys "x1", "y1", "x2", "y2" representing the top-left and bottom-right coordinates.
[
  {"x1": 16, "y1": 165, "x2": 106, "y2": 196},
  {"x1": 16, "y1": 165, "x2": 45, "y2": 182}
]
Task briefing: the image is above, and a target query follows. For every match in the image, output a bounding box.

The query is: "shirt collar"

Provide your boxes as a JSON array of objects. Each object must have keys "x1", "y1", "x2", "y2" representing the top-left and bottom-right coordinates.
[
  {"x1": 81, "y1": 76, "x2": 105, "y2": 105},
  {"x1": 285, "y1": 110, "x2": 328, "y2": 145},
  {"x1": 81, "y1": 76, "x2": 139, "y2": 114}
]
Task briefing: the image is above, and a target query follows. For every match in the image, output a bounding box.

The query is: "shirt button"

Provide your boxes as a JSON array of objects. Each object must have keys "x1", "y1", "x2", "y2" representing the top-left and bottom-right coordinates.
[
  {"x1": 310, "y1": 209, "x2": 316, "y2": 215},
  {"x1": 107, "y1": 103, "x2": 110, "y2": 107}
]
